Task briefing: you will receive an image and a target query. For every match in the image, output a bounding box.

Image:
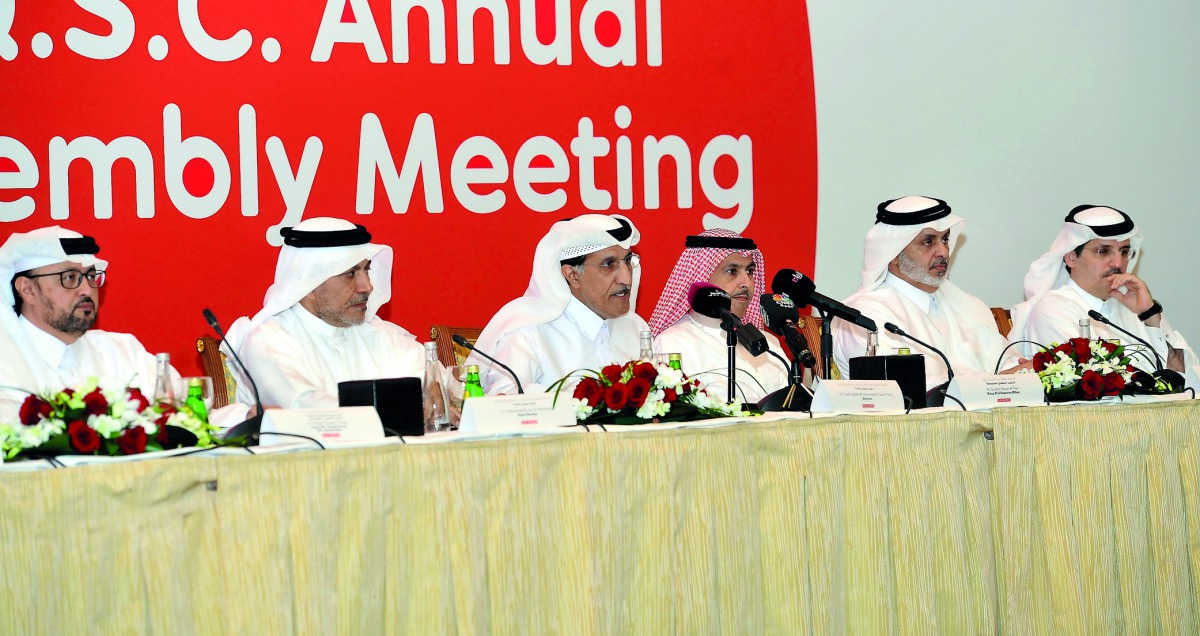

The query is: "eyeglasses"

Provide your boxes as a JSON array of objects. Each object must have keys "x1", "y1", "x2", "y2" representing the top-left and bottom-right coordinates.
[
  {"x1": 590, "y1": 253, "x2": 641, "y2": 272},
  {"x1": 22, "y1": 269, "x2": 106, "y2": 289},
  {"x1": 1082, "y1": 246, "x2": 1137, "y2": 260}
]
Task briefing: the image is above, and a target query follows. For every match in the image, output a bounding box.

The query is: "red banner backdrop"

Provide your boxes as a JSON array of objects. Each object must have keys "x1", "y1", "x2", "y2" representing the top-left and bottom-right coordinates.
[{"x1": 0, "y1": 0, "x2": 816, "y2": 376}]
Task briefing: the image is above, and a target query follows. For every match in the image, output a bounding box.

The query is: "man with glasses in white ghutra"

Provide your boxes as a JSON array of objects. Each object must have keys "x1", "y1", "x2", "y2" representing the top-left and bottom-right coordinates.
[
  {"x1": 0, "y1": 227, "x2": 255, "y2": 423},
  {"x1": 1009, "y1": 205, "x2": 1196, "y2": 372}
]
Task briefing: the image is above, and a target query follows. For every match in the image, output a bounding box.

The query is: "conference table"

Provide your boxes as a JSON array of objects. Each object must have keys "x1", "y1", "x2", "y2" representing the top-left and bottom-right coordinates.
[{"x1": 2, "y1": 398, "x2": 1197, "y2": 634}]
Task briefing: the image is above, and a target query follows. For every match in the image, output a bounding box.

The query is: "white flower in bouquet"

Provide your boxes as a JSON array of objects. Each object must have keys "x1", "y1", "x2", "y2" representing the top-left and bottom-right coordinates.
[{"x1": 90, "y1": 414, "x2": 124, "y2": 438}]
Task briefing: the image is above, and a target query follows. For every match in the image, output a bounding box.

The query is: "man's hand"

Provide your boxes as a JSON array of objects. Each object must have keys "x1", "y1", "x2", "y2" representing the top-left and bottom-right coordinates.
[
  {"x1": 1000, "y1": 358, "x2": 1034, "y2": 374},
  {"x1": 1168, "y1": 347, "x2": 1185, "y2": 373},
  {"x1": 1107, "y1": 274, "x2": 1160, "y2": 327}
]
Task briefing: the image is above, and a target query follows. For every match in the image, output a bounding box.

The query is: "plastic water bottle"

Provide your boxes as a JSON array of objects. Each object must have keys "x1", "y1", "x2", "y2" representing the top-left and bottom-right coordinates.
[
  {"x1": 639, "y1": 330, "x2": 654, "y2": 361},
  {"x1": 423, "y1": 342, "x2": 451, "y2": 432},
  {"x1": 153, "y1": 353, "x2": 175, "y2": 404}
]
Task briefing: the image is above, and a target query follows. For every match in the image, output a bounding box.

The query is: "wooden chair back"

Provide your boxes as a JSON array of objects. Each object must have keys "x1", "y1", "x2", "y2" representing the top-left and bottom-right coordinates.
[
  {"x1": 796, "y1": 314, "x2": 838, "y2": 379},
  {"x1": 991, "y1": 307, "x2": 1013, "y2": 338},
  {"x1": 196, "y1": 336, "x2": 235, "y2": 409},
  {"x1": 429, "y1": 325, "x2": 484, "y2": 368}
]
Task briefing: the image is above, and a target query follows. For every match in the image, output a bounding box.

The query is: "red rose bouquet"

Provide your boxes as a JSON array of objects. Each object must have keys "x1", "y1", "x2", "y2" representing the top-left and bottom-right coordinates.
[
  {"x1": 0, "y1": 378, "x2": 217, "y2": 460},
  {"x1": 550, "y1": 360, "x2": 749, "y2": 425},
  {"x1": 1033, "y1": 337, "x2": 1134, "y2": 401}
]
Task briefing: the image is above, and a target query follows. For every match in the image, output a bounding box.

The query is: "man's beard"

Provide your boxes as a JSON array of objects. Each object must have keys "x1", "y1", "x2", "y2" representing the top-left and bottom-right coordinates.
[
  {"x1": 48, "y1": 304, "x2": 97, "y2": 335},
  {"x1": 898, "y1": 252, "x2": 947, "y2": 288},
  {"x1": 316, "y1": 293, "x2": 369, "y2": 328}
]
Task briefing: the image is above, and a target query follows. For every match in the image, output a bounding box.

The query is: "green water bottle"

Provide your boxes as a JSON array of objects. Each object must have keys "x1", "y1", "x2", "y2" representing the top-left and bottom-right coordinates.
[
  {"x1": 463, "y1": 364, "x2": 485, "y2": 399},
  {"x1": 669, "y1": 353, "x2": 683, "y2": 371},
  {"x1": 184, "y1": 377, "x2": 208, "y2": 423}
]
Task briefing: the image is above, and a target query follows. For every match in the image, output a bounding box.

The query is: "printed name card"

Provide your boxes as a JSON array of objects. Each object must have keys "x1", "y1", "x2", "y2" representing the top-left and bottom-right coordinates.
[
  {"x1": 946, "y1": 373, "x2": 1044, "y2": 410},
  {"x1": 810, "y1": 380, "x2": 905, "y2": 413},
  {"x1": 260, "y1": 406, "x2": 383, "y2": 446},
  {"x1": 459, "y1": 393, "x2": 576, "y2": 434}
]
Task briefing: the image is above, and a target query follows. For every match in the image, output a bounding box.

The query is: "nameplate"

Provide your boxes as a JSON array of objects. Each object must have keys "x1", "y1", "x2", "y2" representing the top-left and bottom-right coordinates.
[
  {"x1": 458, "y1": 393, "x2": 575, "y2": 434},
  {"x1": 260, "y1": 406, "x2": 383, "y2": 446},
  {"x1": 810, "y1": 380, "x2": 905, "y2": 413},
  {"x1": 946, "y1": 373, "x2": 1044, "y2": 410},
  {"x1": 1187, "y1": 365, "x2": 1200, "y2": 393}
]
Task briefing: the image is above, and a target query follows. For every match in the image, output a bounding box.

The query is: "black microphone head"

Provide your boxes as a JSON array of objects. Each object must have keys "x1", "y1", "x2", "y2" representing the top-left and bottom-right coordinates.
[
  {"x1": 1087, "y1": 309, "x2": 1105, "y2": 322},
  {"x1": 770, "y1": 269, "x2": 817, "y2": 307},
  {"x1": 758, "y1": 293, "x2": 800, "y2": 333},
  {"x1": 202, "y1": 308, "x2": 223, "y2": 335},
  {"x1": 451, "y1": 334, "x2": 471, "y2": 348},
  {"x1": 883, "y1": 322, "x2": 904, "y2": 336},
  {"x1": 688, "y1": 282, "x2": 731, "y2": 319}
]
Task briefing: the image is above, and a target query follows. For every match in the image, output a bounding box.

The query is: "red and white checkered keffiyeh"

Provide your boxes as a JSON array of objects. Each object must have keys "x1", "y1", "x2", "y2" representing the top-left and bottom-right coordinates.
[{"x1": 647, "y1": 229, "x2": 766, "y2": 336}]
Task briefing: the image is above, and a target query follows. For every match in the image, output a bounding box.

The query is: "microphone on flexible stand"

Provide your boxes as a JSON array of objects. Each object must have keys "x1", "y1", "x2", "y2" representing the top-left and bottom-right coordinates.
[
  {"x1": 452, "y1": 334, "x2": 524, "y2": 394},
  {"x1": 1086, "y1": 310, "x2": 1162, "y2": 370},
  {"x1": 203, "y1": 308, "x2": 263, "y2": 445},
  {"x1": 883, "y1": 322, "x2": 964, "y2": 410},
  {"x1": 1086, "y1": 309, "x2": 1186, "y2": 392}
]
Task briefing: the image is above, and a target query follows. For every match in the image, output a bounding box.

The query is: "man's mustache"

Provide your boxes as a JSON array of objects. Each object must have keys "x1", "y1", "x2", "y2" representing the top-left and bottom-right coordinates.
[
  {"x1": 349, "y1": 293, "x2": 370, "y2": 305},
  {"x1": 611, "y1": 285, "x2": 631, "y2": 297},
  {"x1": 1103, "y1": 268, "x2": 1123, "y2": 277},
  {"x1": 930, "y1": 256, "x2": 949, "y2": 268}
]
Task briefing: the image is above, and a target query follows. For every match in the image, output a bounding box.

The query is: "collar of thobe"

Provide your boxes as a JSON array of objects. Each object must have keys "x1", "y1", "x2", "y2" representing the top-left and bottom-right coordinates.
[
  {"x1": 19, "y1": 314, "x2": 71, "y2": 370},
  {"x1": 1066, "y1": 278, "x2": 1112, "y2": 316},
  {"x1": 688, "y1": 310, "x2": 726, "y2": 332},
  {"x1": 882, "y1": 272, "x2": 942, "y2": 316},
  {"x1": 291, "y1": 303, "x2": 353, "y2": 342},
  {"x1": 563, "y1": 296, "x2": 608, "y2": 342}
]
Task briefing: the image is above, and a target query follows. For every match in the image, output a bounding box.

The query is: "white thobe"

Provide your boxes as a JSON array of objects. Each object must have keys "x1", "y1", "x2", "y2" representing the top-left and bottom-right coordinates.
[
  {"x1": 236, "y1": 304, "x2": 427, "y2": 409},
  {"x1": 834, "y1": 274, "x2": 1016, "y2": 389},
  {"x1": 484, "y1": 296, "x2": 650, "y2": 395},
  {"x1": 1020, "y1": 279, "x2": 1197, "y2": 370},
  {"x1": 0, "y1": 316, "x2": 248, "y2": 426},
  {"x1": 654, "y1": 311, "x2": 791, "y2": 403}
]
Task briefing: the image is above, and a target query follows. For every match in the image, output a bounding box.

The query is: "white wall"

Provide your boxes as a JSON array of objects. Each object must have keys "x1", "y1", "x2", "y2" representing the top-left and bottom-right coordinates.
[{"x1": 808, "y1": 1, "x2": 1200, "y2": 342}]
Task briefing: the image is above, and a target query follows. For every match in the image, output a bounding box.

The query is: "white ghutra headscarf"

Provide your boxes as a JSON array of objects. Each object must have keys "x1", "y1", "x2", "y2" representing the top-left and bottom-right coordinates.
[
  {"x1": 471, "y1": 214, "x2": 641, "y2": 374},
  {"x1": 845, "y1": 195, "x2": 965, "y2": 303},
  {"x1": 1008, "y1": 205, "x2": 1143, "y2": 344},
  {"x1": 224, "y1": 217, "x2": 393, "y2": 352},
  {"x1": 0, "y1": 226, "x2": 108, "y2": 329}
]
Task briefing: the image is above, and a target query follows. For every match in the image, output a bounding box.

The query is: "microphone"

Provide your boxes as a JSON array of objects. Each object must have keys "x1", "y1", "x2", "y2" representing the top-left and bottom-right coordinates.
[
  {"x1": 1087, "y1": 310, "x2": 1163, "y2": 371},
  {"x1": 771, "y1": 269, "x2": 878, "y2": 332},
  {"x1": 759, "y1": 293, "x2": 818, "y2": 369},
  {"x1": 452, "y1": 334, "x2": 524, "y2": 394},
  {"x1": 688, "y1": 283, "x2": 769, "y2": 355},
  {"x1": 203, "y1": 308, "x2": 263, "y2": 445},
  {"x1": 884, "y1": 321, "x2": 956, "y2": 385}
]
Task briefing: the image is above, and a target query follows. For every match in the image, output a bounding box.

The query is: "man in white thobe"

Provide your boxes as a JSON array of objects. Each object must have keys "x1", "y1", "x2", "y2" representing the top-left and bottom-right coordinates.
[
  {"x1": 472, "y1": 214, "x2": 651, "y2": 395},
  {"x1": 227, "y1": 218, "x2": 427, "y2": 409},
  {"x1": 0, "y1": 227, "x2": 249, "y2": 424},
  {"x1": 647, "y1": 229, "x2": 789, "y2": 403},
  {"x1": 1009, "y1": 205, "x2": 1195, "y2": 372},
  {"x1": 832, "y1": 196, "x2": 1023, "y2": 390}
]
